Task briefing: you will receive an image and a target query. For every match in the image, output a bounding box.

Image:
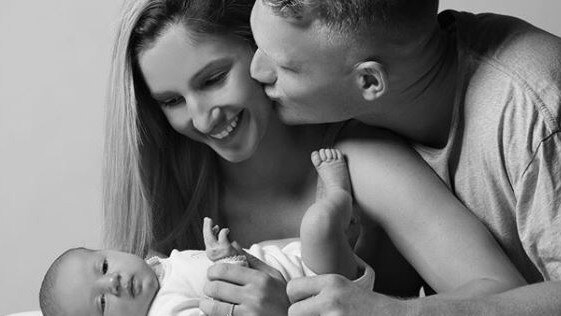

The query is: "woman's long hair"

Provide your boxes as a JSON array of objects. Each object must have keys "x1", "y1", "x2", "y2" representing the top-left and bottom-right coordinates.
[{"x1": 104, "y1": 0, "x2": 255, "y2": 257}]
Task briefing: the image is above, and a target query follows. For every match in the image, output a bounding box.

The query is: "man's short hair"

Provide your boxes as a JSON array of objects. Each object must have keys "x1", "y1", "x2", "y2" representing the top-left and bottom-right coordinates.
[
  {"x1": 262, "y1": 0, "x2": 439, "y2": 39},
  {"x1": 39, "y1": 247, "x2": 87, "y2": 316}
]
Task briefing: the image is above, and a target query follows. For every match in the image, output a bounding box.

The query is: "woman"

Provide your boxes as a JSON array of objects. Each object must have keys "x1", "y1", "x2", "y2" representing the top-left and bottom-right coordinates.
[{"x1": 104, "y1": 0, "x2": 525, "y2": 315}]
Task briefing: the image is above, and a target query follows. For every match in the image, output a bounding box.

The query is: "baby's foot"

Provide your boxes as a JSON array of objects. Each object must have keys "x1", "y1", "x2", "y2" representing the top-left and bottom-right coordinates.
[
  {"x1": 303, "y1": 149, "x2": 354, "y2": 228},
  {"x1": 311, "y1": 148, "x2": 351, "y2": 194},
  {"x1": 203, "y1": 217, "x2": 241, "y2": 262},
  {"x1": 301, "y1": 149, "x2": 356, "y2": 261}
]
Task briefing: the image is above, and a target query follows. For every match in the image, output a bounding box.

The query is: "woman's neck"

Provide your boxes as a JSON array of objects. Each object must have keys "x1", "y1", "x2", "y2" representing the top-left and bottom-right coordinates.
[{"x1": 218, "y1": 113, "x2": 325, "y2": 195}]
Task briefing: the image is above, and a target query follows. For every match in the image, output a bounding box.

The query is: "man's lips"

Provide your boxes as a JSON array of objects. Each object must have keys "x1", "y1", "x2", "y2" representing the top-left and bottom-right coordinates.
[{"x1": 264, "y1": 87, "x2": 279, "y2": 100}]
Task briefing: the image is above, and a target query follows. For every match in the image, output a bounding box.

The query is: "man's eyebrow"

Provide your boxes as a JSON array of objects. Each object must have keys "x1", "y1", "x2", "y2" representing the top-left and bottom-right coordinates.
[{"x1": 259, "y1": 46, "x2": 299, "y2": 69}]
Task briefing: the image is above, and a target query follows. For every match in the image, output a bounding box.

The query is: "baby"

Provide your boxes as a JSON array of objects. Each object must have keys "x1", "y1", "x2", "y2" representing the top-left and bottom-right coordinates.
[{"x1": 39, "y1": 149, "x2": 374, "y2": 316}]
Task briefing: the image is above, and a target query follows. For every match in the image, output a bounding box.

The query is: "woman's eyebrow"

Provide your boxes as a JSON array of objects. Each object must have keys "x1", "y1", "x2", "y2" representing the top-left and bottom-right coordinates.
[
  {"x1": 150, "y1": 58, "x2": 233, "y2": 99},
  {"x1": 191, "y1": 58, "x2": 232, "y2": 83},
  {"x1": 151, "y1": 91, "x2": 178, "y2": 101}
]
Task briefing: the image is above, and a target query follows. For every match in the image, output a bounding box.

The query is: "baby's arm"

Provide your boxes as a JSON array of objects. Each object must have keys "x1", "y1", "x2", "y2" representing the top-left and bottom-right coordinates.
[
  {"x1": 203, "y1": 217, "x2": 246, "y2": 264},
  {"x1": 300, "y1": 149, "x2": 360, "y2": 280}
]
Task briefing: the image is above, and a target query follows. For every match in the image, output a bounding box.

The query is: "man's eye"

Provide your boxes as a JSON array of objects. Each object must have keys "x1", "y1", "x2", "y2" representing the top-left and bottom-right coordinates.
[
  {"x1": 159, "y1": 96, "x2": 184, "y2": 108},
  {"x1": 203, "y1": 72, "x2": 227, "y2": 87},
  {"x1": 102, "y1": 259, "x2": 108, "y2": 275},
  {"x1": 280, "y1": 65, "x2": 296, "y2": 73}
]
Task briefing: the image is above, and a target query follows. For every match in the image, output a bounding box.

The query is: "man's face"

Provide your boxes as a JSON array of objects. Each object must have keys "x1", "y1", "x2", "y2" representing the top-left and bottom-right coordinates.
[{"x1": 250, "y1": 0, "x2": 366, "y2": 124}]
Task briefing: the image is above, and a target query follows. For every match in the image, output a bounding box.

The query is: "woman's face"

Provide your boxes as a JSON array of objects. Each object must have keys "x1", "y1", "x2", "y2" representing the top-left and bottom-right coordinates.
[{"x1": 138, "y1": 24, "x2": 273, "y2": 162}]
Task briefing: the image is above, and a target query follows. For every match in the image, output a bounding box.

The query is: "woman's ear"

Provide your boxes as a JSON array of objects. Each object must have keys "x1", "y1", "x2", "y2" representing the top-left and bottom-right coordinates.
[{"x1": 353, "y1": 61, "x2": 387, "y2": 101}]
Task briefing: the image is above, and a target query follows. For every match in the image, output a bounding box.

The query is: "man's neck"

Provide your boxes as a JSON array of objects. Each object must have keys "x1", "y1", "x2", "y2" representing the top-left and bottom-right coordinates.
[{"x1": 358, "y1": 28, "x2": 458, "y2": 148}]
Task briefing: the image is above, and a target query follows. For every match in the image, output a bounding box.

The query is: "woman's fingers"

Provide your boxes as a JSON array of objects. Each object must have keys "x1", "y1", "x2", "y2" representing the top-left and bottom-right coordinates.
[
  {"x1": 207, "y1": 262, "x2": 264, "y2": 285},
  {"x1": 199, "y1": 299, "x2": 242, "y2": 316},
  {"x1": 203, "y1": 279, "x2": 244, "y2": 303},
  {"x1": 205, "y1": 262, "x2": 290, "y2": 316}
]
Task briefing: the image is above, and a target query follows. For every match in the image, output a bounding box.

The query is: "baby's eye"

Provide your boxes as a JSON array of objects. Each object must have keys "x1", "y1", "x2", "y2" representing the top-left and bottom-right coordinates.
[
  {"x1": 100, "y1": 294, "x2": 106, "y2": 313},
  {"x1": 102, "y1": 259, "x2": 108, "y2": 275}
]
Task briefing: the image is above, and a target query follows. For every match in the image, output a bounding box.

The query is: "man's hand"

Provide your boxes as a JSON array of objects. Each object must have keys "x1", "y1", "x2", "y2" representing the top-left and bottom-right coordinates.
[
  {"x1": 288, "y1": 274, "x2": 406, "y2": 316},
  {"x1": 200, "y1": 250, "x2": 290, "y2": 316}
]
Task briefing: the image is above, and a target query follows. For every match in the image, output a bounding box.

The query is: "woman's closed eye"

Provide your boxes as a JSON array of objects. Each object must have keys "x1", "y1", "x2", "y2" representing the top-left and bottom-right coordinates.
[
  {"x1": 201, "y1": 71, "x2": 228, "y2": 88},
  {"x1": 159, "y1": 96, "x2": 184, "y2": 108}
]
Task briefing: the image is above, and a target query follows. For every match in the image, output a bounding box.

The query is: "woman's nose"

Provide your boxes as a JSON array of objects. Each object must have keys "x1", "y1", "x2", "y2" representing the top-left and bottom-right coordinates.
[
  {"x1": 191, "y1": 105, "x2": 223, "y2": 134},
  {"x1": 100, "y1": 272, "x2": 121, "y2": 296},
  {"x1": 250, "y1": 48, "x2": 277, "y2": 85}
]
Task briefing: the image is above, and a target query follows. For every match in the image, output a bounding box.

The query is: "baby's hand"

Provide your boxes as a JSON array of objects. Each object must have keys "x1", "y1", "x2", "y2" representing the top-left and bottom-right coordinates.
[{"x1": 203, "y1": 217, "x2": 242, "y2": 262}]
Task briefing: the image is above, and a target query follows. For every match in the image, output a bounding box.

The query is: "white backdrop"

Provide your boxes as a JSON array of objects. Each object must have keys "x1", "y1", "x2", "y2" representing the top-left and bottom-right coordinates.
[{"x1": 0, "y1": 1, "x2": 560, "y2": 314}]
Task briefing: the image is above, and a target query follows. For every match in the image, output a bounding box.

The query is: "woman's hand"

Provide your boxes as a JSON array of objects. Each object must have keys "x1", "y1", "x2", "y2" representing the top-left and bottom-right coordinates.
[{"x1": 200, "y1": 250, "x2": 290, "y2": 316}]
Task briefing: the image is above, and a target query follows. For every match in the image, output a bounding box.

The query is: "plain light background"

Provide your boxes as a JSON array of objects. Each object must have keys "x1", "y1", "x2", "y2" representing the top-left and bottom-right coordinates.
[{"x1": 1, "y1": 1, "x2": 560, "y2": 314}]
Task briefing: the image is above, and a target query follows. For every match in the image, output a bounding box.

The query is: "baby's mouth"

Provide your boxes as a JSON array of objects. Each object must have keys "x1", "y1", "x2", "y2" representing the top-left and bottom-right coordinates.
[{"x1": 127, "y1": 276, "x2": 137, "y2": 298}]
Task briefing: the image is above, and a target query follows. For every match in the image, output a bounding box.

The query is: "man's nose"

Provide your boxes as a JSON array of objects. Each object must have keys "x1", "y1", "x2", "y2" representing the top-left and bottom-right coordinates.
[
  {"x1": 250, "y1": 48, "x2": 277, "y2": 85},
  {"x1": 100, "y1": 273, "x2": 121, "y2": 296}
]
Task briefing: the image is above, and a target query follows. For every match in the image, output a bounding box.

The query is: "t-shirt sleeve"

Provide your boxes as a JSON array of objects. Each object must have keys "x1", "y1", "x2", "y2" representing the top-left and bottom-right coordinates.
[{"x1": 516, "y1": 132, "x2": 561, "y2": 280}]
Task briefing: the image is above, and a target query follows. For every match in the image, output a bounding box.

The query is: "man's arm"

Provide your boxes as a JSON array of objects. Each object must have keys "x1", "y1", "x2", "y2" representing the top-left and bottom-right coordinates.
[
  {"x1": 287, "y1": 276, "x2": 561, "y2": 316},
  {"x1": 335, "y1": 127, "x2": 526, "y2": 294},
  {"x1": 409, "y1": 281, "x2": 561, "y2": 315}
]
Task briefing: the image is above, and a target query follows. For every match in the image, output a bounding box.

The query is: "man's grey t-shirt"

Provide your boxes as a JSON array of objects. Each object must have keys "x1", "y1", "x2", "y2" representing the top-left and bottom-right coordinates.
[{"x1": 414, "y1": 10, "x2": 561, "y2": 282}]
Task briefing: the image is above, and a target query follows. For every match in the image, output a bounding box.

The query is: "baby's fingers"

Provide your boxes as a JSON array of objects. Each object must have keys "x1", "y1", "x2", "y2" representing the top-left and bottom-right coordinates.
[
  {"x1": 203, "y1": 217, "x2": 218, "y2": 247},
  {"x1": 218, "y1": 227, "x2": 231, "y2": 245}
]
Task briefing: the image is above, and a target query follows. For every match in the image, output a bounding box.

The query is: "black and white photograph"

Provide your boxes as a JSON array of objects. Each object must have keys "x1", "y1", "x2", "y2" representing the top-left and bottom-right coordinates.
[{"x1": 1, "y1": 0, "x2": 560, "y2": 315}]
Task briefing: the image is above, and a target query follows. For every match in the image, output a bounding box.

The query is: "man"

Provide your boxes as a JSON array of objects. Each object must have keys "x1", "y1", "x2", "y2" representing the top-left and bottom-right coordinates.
[{"x1": 248, "y1": 0, "x2": 561, "y2": 315}]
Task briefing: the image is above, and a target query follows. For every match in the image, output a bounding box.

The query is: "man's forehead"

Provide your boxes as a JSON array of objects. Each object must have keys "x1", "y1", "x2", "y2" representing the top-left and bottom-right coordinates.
[{"x1": 251, "y1": 1, "x2": 321, "y2": 64}]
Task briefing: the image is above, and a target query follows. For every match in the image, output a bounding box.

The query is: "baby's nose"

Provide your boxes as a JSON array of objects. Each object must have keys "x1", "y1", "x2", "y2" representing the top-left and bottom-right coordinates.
[{"x1": 103, "y1": 273, "x2": 121, "y2": 295}]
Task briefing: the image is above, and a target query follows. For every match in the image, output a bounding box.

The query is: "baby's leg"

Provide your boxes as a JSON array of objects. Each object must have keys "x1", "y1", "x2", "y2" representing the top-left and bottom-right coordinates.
[
  {"x1": 301, "y1": 149, "x2": 359, "y2": 279},
  {"x1": 203, "y1": 217, "x2": 246, "y2": 265}
]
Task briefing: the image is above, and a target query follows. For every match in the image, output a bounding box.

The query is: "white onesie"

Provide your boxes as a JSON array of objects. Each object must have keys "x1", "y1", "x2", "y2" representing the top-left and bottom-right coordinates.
[{"x1": 146, "y1": 240, "x2": 375, "y2": 316}]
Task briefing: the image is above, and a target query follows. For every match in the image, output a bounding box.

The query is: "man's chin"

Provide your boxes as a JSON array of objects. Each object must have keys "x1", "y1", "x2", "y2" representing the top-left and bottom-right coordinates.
[
  {"x1": 277, "y1": 109, "x2": 342, "y2": 125},
  {"x1": 276, "y1": 110, "x2": 311, "y2": 125},
  {"x1": 272, "y1": 103, "x2": 302, "y2": 124}
]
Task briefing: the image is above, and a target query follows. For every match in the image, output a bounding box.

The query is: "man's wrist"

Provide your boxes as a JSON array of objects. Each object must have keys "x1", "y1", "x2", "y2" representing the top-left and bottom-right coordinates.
[
  {"x1": 403, "y1": 299, "x2": 421, "y2": 316},
  {"x1": 374, "y1": 295, "x2": 416, "y2": 316}
]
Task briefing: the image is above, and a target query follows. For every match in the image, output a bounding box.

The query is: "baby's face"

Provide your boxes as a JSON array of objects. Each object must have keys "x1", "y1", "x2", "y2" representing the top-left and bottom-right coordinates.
[{"x1": 54, "y1": 248, "x2": 159, "y2": 316}]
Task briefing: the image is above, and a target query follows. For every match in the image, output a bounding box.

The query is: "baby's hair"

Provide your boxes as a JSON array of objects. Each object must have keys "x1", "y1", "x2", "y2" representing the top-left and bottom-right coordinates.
[{"x1": 39, "y1": 247, "x2": 88, "y2": 316}]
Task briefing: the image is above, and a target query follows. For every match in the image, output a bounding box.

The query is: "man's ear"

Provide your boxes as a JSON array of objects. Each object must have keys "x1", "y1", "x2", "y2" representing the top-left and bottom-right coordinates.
[{"x1": 353, "y1": 61, "x2": 387, "y2": 101}]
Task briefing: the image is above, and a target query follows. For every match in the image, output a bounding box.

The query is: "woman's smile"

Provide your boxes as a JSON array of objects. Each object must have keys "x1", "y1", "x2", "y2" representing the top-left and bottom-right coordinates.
[{"x1": 209, "y1": 110, "x2": 243, "y2": 140}]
